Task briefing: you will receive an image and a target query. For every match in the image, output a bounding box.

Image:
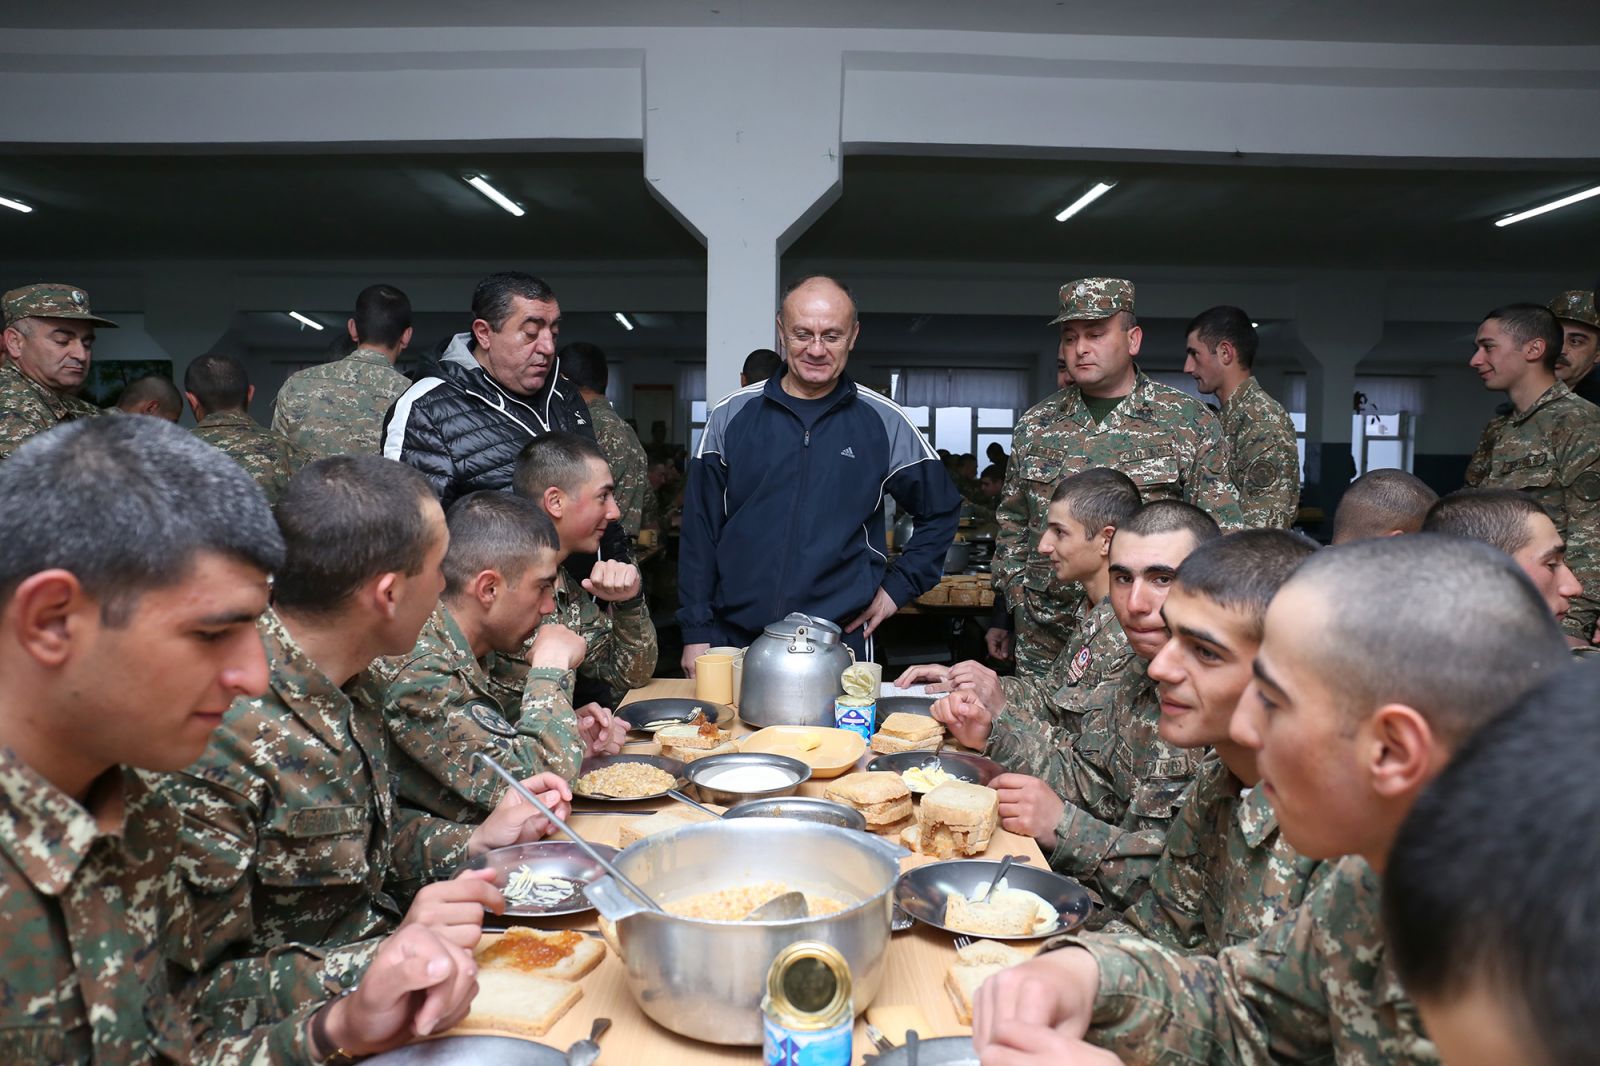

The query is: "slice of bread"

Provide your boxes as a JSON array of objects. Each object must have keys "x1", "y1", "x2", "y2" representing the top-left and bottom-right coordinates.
[
  {"x1": 658, "y1": 737, "x2": 739, "y2": 763},
  {"x1": 944, "y1": 888, "x2": 1054, "y2": 938},
  {"x1": 877, "y1": 712, "x2": 944, "y2": 743},
  {"x1": 474, "y1": 928, "x2": 606, "y2": 982},
  {"x1": 655, "y1": 722, "x2": 732, "y2": 750},
  {"x1": 955, "y1": 938, "x2": 1030, "y2": 967},
  {"x1": 899, "y1": 823, "x2": 921, "y2": 853},
  {"x1": 921, "y1": 780, "x2": 999, "y2": 829},
  {"x1": 825, "y1": 771, "x2": 911, "y2": 807},
  {"x1": 944, "y1": 962, "x2": 1004, "y2": 1026},
  {"x1": 860, "y1": 795, "x2": 914, "y2": 827},
  {"x1": 870, "y1": 811, "x2": 916, "y2": 839},
  {"x1": 870, "y1": 731, "x2": 944, "y2": 755},
  {"x1": 462, "y1": 968, "x2": 582, "y2": 1037},
  {"x1": 619, "y1": 806, "x2": 718, "y2": 846}
]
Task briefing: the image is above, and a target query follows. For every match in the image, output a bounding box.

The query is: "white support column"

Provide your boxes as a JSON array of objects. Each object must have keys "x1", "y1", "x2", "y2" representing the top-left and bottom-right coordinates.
[
  {"x1": 1293, "y1": 279, "x2": 1384, "y2": 532},
  {"x1": 642, "y1": 36, "x2": 845, "y2": 403}
]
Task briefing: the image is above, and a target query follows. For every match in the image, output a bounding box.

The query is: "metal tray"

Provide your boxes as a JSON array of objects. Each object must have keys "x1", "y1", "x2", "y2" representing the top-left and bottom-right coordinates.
[
  {"x1": 364, "y1": 1035, "x2": 564, "y2": 1064},
  {"x1": 866, "y1": 750, "x2": 1003, "y2": 788},
  {"x1": 572, "y1": 753, "x2": 687, "y2": 803},
  {"x1": 894, "y1": 859, "x2": 1092, "y2": 941},
  {"x1": 458, "y1": 840, "x2": 621, "y2": 918},
  {"x1": 875, "y1": 695, "x2": 937, "y2": 725},
  {"x1": 864, "y1": 1036, "x2": 978, "y2": 1066},
  {"x1": 723, "y1": 795, "x2": 868, "y2": 831},
  {"x1": 616, "y1": 697, "x2": 735, "y2": 733}
]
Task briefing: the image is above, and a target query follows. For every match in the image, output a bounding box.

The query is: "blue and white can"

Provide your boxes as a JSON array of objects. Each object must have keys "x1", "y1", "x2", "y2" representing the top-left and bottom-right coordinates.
[
  {"x1": 762, "y1": 940, "x2": 854, "y2": 1066},
  {"x1": 834, "y1": 696, "x2": 876, "y2": 745}
]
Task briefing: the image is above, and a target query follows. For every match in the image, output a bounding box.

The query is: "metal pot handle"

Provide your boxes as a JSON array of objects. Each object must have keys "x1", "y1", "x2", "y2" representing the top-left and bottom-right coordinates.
[
  {"x1": 584, "y1": 876, "x2": 645, "y2": 922},
  {"x1": 789, "y1": 626, "x2": 816, "y2": 654}
]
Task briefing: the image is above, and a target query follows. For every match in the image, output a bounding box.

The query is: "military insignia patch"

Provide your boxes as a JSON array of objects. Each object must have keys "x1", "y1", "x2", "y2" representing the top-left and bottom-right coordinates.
[
  {"x1": 1245, "y1": 458, "x2": 1278, "y2": 492},
  {"x1": 1575, "y1": 472, "x2": 1600, "y2": 502},
  {"x1": 467, "y1": 702, "x2": 517, "y2": 738},
  {"x1": 1066, "y1": 644, "x2": 1093, "y2": 683}
]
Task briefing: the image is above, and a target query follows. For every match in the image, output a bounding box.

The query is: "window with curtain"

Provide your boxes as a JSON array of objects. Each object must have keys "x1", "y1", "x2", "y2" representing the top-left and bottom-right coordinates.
[
  {"x1": 891, "y1": 368, "x2": 1029, "y2": 459},
  {"x1": 680, "y1": 363, "x2": 707, "y2": 452}
]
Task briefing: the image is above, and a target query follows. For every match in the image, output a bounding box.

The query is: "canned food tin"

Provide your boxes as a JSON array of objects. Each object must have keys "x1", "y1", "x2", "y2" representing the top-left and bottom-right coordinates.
[
  {"x1": 834, "y1": 696, "x2": 875, "y2": 744},
  {"x1": 762, "y1": 940, "x2": 854, "y2": 1066}
]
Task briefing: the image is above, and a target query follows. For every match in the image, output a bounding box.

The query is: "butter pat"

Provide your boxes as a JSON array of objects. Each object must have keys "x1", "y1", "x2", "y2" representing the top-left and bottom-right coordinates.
[{"x1": 795, "y1": 731, "x2": 822, "y2": 752}]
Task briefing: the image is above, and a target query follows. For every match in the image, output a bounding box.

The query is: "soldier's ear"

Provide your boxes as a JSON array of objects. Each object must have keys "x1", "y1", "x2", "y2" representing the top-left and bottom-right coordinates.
[
  {"x1": 542, "y1": 485, "x2": 566, "y2": 520},
  {"x1": 1217, "y1": 341, "x2": 1236, "y2": 367},
  {"x1": 470, "y1": 569, "x2": 500, "y2": 609},
  {"x1": 8, "y1": 569, "x2": 91, "y2": 668},
  {"x1": 1095, "y1": 525, "x2": 1116, "y2": 557}
]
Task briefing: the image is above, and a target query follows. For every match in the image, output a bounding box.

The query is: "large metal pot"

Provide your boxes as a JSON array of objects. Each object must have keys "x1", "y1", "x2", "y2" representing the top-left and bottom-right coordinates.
[
  {"x1": 584, "y1": 820, "x2": 904, "y2": 1045},
  {"x1": 737, "y1": 613, "x2": 854, "y2": 728}
]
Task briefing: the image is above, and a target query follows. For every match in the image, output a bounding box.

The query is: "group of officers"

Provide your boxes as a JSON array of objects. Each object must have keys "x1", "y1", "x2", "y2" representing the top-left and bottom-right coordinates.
[{"x1": 0, "y1": 267, "x2": 1599, "y2": 1065}]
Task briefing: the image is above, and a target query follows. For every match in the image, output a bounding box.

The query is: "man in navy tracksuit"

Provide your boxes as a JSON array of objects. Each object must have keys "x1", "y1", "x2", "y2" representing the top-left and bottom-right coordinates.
[{"x1": 678, "y1": 275, "x2": 960, "y2": 670}]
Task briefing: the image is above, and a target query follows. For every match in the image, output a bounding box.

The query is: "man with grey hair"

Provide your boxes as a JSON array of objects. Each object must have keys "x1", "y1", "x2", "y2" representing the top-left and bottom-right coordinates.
[
  {"x1": 0, "y1": 418, "x2": 484, "y2": 1062},
  {"x1": 0, "y1": 282, "x2": 112, "y2": 459}
]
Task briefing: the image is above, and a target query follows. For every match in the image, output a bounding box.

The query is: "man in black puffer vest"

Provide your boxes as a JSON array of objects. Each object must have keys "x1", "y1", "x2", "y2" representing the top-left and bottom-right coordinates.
[{"x1": 382, "y1": 272, "x2": 627, "y2": 564}]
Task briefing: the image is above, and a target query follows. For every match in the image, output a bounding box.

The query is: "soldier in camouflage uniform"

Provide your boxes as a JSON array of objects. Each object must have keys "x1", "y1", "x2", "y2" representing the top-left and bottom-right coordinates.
[
  {"x1": 156, "y1": 457, "x2": 571, "y2": 1056},
  {"x1": 1119, "y1": 530, "x2": 1325, "y2": 953},
  {"x1": 271, "y1": 283, "x2": 414, "y2": 457},
  {"x1": 0, "y1": 418, "x2": 483, "y2": 1064},
  {"x1": 562, "y1": 341, "x2": 652, "y2": 539},
  {"x1": 1550, "y1": 288, "x2": 1600, "y2": 406},
  {"x1": 0, "y1": 282, "x2": 110, "y2": 460},
  {"x1": 939, "y1": 502, "x2": 1219, "y2": 910},
  {"x1": 1464, "y1": 303, "x2": 1600, "y2": 642},
  {"x1": 183, "y1": 352, "x2": 309, "y2": 503},
  {"x1": 969, "y1": 536, "x2": 1568, "y2": 1066},
  {"x1": 1183, "y1": 305, "x2": 1300, "y2": 528},
  {"x1": 996, "y1": 278, "x2": 1243, "y2": 678},
  {"x1": 374, "y1": 493, "x2": 593, "y2": 826}
]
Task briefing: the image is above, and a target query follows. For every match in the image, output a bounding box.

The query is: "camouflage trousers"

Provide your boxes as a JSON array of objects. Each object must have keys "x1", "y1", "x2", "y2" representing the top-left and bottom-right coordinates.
[{"x1": 1011, "y1": 584, "x2": 1084, "y2": 678}]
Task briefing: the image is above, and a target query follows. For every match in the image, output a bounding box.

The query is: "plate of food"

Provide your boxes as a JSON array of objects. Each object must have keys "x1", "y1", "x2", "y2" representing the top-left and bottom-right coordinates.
[
  {"x1": 616, "y1": 697, "x2": 735, "y2": 733},
  {"x1": 894, "y1": 859, "x2": 1092, "y2": 941},
  {"x1": 739, "y1": 725, "x2": 865, "y2": 777},
  {"x1": 572, "y1": 753, "x2": 687, "y2": 803},
  {"x1": 654, "y1": 709, "x2": 738, "y2": 763},
  {"x1": 867, "y1": 750, "x2": 1003, "y2": 790},
  {"x1": 458, "y1": 840, "x2": 621, "y2": 917}
]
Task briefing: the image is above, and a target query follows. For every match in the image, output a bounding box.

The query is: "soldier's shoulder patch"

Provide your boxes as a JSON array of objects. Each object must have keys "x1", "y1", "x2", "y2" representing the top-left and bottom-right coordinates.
[
  {"x1": 466, "y1": 702, "x2": 518, "y2": 737},
  {"x1": 1066, "y1": 644, "x2": 1093, "y2": 684},
  {"x1": 1245, "y1": 458, "x2": 1279, "y2": 491},
  {"x1": 1575, "y1": 471, "x2": 1600, "y2": 502}
]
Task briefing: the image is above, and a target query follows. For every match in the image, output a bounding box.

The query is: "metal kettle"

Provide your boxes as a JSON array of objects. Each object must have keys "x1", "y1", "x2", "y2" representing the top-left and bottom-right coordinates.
[{"x1": 738, "y1": 613, "x2": 853, "y2": 728}]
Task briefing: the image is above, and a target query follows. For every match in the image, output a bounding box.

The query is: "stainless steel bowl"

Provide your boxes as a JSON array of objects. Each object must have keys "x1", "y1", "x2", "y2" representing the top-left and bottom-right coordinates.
[
  {"x1": 456, "y1": 840, "x2": 620, "y2": 917},
  {"x1": 584, "y1": 819, "x2": 905, "y2": 1044},
  {"x1": 866, "y1": 750, "x2": 1004, "y2": 788},
  {"x1": 894, "y1": 858, "x2": 1093, "y2": 940},
  {"x1": 723, "y1": 795, "x2": 868, "y2": 831},
  {"x1": 573, "y1": 753, "x2": 687, "y2": 803},
  {"x1": 685, "y1": 751, "x2": 811, "y2": 806}
]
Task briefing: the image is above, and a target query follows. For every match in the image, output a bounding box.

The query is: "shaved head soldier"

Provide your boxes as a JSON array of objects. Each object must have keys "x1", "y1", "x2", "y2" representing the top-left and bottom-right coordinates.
[
  {"x1": 1330, "y1": 468, "x2": 1438, "y2": 543},
  {"x1": 114, "y1": 374, "x2": 182, "y2": 422}
]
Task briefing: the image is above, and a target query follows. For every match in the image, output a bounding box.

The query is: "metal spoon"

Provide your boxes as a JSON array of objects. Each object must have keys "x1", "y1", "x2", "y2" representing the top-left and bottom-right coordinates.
[
  {"x1": 746, "y1": 890, "x2": 809, "y2": 921},
  {"x1": 975, "y1": 855, "x2": 1017, "y2": 904},
  {"x1": 665, "y1": 788, "x2": 723, "y2": 819},
  {"x1": 472, "y1": 752, "x2": 664, "y2": 913},
  {"x1": 566, "y1": 1016, "x2": 610, "y2": 1066}
]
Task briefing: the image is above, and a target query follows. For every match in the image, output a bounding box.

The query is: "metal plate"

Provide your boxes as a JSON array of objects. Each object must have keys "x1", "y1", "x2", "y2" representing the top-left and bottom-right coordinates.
[
  {"x1": 616, "y1": 697, "x2": 735, "y2": 733},
  {"x1": 867, "y1": 750, "x2": 1003, "y2": 788},
  {"x1": 572, "y1": 753, "x2": 687, "y2": 803},
  {"x1": 364, "y1": 1035, "x2": 564, "y2": 1065},
  {"x1": 723, "y1": 796, "x2": 868, "y2": 832},
  {"x1": 458, "y1": 840, "x2": 621, "y2": 918},
  {"x1": 894, "y1": 859, "x2": 1092, "y2": 941},
  {"x1": 875, "y1": 696, "x2": 937, "y2": 725},
  {"x1": 864, "y1": 1036, "x2": 978, "y2": 1066}
]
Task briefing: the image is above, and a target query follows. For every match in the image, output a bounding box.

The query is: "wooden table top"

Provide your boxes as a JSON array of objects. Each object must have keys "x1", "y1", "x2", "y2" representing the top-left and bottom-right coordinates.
[{"x1": 445, "y1": 678, "x2": 1049, "y2": 1064}]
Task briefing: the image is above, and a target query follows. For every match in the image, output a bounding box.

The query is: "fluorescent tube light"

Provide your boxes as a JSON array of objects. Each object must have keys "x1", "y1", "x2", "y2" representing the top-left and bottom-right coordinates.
[
  {"x1": 287, "y1": 311, "x2": 325, "y2": 331},
  {"x1": 1251, "y1": 321, "x2": 1260, "y2": 328},
  {"x1": 0, "y1": 195, "x2": 32, "y2": 214},
  {"x1": 1054, "y1": 180, "x2": 1117, "y2": 223},
  {"x1": 1494, "y1": 183, "x2": 1600, "y2": 227},
  {"x1": 614, "y1": 312, "x2": 634, "y2": 331},
  {"x1": 465, "y1": 174, "x2": 525, "y2": 217}
]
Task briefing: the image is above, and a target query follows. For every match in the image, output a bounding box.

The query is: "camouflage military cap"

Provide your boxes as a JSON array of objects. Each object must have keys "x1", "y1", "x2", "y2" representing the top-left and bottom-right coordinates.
[
  {"x1": 1549, "y1": 290, "x2": 1599, "y2": 331},
  {"x1": 1051, "y1": 278, "x2": 1135, "y2": 325},
  {"x1": 3, "y1": 283, "x2": 118, "y2": 329}
]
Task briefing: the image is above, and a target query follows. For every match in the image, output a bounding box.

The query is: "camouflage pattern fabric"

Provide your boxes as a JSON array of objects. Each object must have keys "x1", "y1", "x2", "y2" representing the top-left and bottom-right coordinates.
[
  {"x1": 487, "y1": 569, "x2": 658, "y2": 706},
  {"x1": 985, "y1": 660, "x2": 1199, "y2": 910},
  {"x1": 0, "y1": 362, "x2": 101, "y2": 461},
  {"x1": 994, "y1": 372, "x2": 1243, "y2": 674},
  {"x1": 1465, "y1": 380, "x2": 1600, "y2": 640},
  {"x1": 2, "y1": 282, "x2": 118, "y2": 328},
  {"x1": 1550, "y1": 289, "x2": 1600, "y2": 330},
  {"x1": 191, "y1": 411, "x2": 309, "y2": 504},
  {"x1": 1121, "y1": 753, "x2": 1329, "y2": 953},
  {"x1": 153, "y1": 610, "x2": 472, "y2": 1053},
  {"x1": 1219, "y1": 376, "x2": 1300, "y2": 529},
  {"x1": 372, "y1": 603, "x2": 585, "y2": 824},
  {"x1": 996, "y1": 595, "x2": 1132, "y2": 734},
  {"x1": 1051, "y1": 277, "x2": 1136, "y2": 325},
  {"x1": 1068, "y1": 857, "x2": 1438, "y2": 1065},
  {"x1": 586, "y1": 395, "x2": 651, "y2": 538},
  {"x1": 270, "y1": 348, "x2": 411, "y2": 458}
]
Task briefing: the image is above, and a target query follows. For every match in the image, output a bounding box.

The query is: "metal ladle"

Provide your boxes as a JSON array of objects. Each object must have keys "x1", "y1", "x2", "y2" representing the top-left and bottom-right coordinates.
[{"x1": 473, "y1": 752, "x2": 664, "y2": 914}]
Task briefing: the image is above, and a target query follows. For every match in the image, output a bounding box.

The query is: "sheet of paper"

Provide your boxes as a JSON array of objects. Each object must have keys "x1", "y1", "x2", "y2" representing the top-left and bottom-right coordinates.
[{"x1": 880, "y1": 682, "x2": 932, "y2": 698}]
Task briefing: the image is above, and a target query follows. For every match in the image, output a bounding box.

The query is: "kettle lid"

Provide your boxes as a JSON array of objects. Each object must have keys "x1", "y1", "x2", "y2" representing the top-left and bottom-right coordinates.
[{"x1": 762, "y1": 612, "x2": 843, "y2": 645}]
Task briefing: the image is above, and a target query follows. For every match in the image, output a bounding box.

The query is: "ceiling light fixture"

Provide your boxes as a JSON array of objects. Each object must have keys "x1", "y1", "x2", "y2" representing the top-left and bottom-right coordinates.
[
  {"x1": 0, "y1": 195, "x2": 32, "y2": 214},
  {"x1": 614, "y1": 312, "x2": 635, "y2": 331},
  {"x1": 1054, "y1": 180, "x2": 1118, "y2": 223},
  {"x1": 1494, "y1": 183, "x2": 1600, "y2": 227},
  {"x1": 287, "y1": 311, "x2": 325, "y2": 331},
  {"x1": 1252, "y1": 321, "x2": 1260, "y2": 328},
  {"x1": 465, "y1": 174, "x2": 525, "y2": 217}
]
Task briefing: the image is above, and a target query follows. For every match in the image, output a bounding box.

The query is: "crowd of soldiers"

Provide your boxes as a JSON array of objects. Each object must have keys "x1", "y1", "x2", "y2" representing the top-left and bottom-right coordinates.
[{"x1": 1, "y1": 266, "x2": 1600, "y2": 1066}]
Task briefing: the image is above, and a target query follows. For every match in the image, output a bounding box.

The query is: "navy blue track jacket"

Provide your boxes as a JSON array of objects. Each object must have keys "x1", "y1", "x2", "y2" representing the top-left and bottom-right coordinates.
[{"x1": 677, "y1": 370, "x2": 961, "y2": 645}]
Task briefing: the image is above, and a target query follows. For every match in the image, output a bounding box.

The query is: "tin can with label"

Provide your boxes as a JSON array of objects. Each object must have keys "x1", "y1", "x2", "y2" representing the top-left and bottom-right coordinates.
[
  {"x1": 834, "y1": 695, "x2": 875, "y2": 745},
  {"x1": 762, "y1": 940, "x2": 854, "y2": 1066}
]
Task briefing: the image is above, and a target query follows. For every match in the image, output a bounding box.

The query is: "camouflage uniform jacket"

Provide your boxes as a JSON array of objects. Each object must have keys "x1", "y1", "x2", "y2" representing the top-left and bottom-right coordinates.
[
  {"x1": 154, "y1": 610, "x2": 473, "y2": 1050},
  {"x1": 372, "y1": 602, "x2": 586, "y2": 824},
  {"x1": 586, "y1": 395, "x2": 651, "y2": 538},
  {"x1": 488, "y1": 569, "x2": 658, "y2": 706},
  {"x1": 191, "y1": 411, "x2": 309, "y2": 504},
  {"x1": 997, "y1": 595, "x2": 1132, "y2": 733},
  {"x1": 270, "y1": 347, "x2": 410, "y2": 458},
  {"x1": 1070, "y1": 857, "x2": 1437, "y2": 1065},
  {"x1": 0, "y1": 361, "x2": 101, "y2": 461},
  {"x1": 1219, "y1": 376, "x2": 1300, "y2": 529},
  {"x1": 1122, "y1": 753, "x2": 1329, "y2": 953},
  {"x1": 986, "y1": 660, "x2": 1198, "y2": 909},
  {"x1": 994, "y1": 374, "x2": 1243, "y2": 670},
  {"x1": 1465, "y1": 379, "x2": 1600, "y2": 640}
]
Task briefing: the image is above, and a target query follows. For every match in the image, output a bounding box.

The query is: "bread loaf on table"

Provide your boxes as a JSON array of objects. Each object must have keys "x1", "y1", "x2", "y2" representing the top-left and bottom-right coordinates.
[{"x1": 915, "y1": 780, "x2": 999, "y2": 858}]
